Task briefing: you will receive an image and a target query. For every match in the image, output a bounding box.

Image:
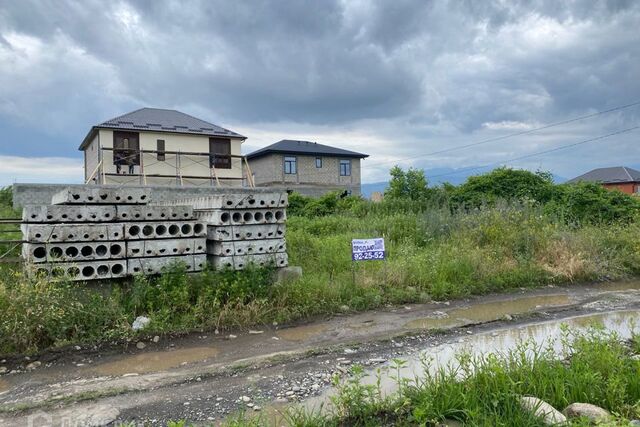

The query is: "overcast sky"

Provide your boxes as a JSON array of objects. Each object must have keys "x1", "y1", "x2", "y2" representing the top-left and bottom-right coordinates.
[{"x1": 0, "y1": 0, "x2": 638, "y2": 185}]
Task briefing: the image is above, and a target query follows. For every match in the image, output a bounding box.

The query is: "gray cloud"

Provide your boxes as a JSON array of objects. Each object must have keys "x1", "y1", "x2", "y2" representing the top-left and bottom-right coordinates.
[{"x1": 0, "y1": 0, "x2": 638, "y2": 182}]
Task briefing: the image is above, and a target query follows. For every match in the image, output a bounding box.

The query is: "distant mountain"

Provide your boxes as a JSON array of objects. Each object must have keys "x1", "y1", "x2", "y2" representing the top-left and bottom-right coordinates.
[{"x1": 361, "y1": 167, "x2": 567, "y2": 198}]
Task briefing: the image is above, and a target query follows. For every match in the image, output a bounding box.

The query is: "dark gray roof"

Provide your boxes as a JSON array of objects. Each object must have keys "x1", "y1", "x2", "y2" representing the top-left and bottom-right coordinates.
[
  {"x1": 79, "y1": 108, "x2": 245, "y2": 149},
  {"x1": 568, "y1": 166, "x2": 640, "y2": 184},
  {"x1": 246, "y1": 139, "x2": 368, "y2": 160}
]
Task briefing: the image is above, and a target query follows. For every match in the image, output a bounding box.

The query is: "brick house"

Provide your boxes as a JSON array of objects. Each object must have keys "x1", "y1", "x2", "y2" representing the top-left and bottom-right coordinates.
[
  {"x1": 246, "y1": 140, "x2": 368, "y2": 196},
  {"x1": 568, "y1": 166, "x2": 640, "y2": 194}
]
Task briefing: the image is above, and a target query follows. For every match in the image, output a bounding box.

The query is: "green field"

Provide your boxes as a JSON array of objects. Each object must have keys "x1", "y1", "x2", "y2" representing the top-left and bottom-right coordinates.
[{"x1": 1, "y1": 168, "x2": 640, "y2": 354}]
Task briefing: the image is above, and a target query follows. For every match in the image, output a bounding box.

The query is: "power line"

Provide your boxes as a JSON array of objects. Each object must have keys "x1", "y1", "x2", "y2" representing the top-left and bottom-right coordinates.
[
  {"x1": 367, "y1": 100, "x2": 640, "y2": 168},
  {"x1": 426, "y1": 125, "x2": 639, "y2": 180}
]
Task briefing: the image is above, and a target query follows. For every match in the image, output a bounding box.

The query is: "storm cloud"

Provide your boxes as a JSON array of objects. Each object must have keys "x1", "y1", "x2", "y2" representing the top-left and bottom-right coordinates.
[{"x1": 0, "y1": 0, "x2": 638, "y2": 184}]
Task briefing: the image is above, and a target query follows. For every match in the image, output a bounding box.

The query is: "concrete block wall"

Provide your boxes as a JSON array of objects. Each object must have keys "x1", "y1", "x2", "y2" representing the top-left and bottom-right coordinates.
[
  {"x1": 248, "y1": 154, "x2": 362, "y2": 196},
  {"x1": 168, "y1": 192, "x2": 289, "y2": 271},
  {"x1": 21, "y1": 187, "x2": 206, "y2": 281}
]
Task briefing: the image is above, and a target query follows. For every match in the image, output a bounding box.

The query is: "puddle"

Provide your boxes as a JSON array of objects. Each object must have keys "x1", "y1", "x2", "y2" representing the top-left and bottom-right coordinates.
[
  {"x1": 590, "y1": 280, "x2": 640, "y2": 292},
  {"x1": 91, "y1": 347, "x2": 220, "y2": 376},
  {"x1": 305, "y1": 310, "x2": 640, "y2": 413},
  {"x1": 348, "y1": 319, "x2": 376, "y2": 330},
  {"x1": 405, "y1": 294, "x2": 571, "y2": 330},
  {"x1": 277, "y1": 324, "x2": 329, "y2": 342},
  {"x1": 0, "y1": 379, "x2": 9, "y2": 393}
]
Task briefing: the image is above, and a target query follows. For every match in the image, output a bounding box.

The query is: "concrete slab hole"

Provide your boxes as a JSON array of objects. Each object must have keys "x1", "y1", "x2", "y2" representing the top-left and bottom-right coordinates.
[
  {"x1": 243, "y1": 212, "x2": 252, "y2": 222},
  {"x1": 112, "y1": 264, "x2": 124, "y2": 275},
  {"x1": 169, "y1": 225, "x2": 179, "y2": 235},
  {"x1": 33, "y1": 246, "x2": 46, "y2": 259},
  {"x1": 232, "y1": 212, "x2": 242, "y2": 222},
  {"x1": 65, "y1": 246, "x2": 79, "y2": 258},
  {"x1": 81, "y1": 246, "x2": 93, "y2": 257},
  {"x1": 181, "y1": 224, "x2": 192, "y2": 234},
  {"x1": 97, "y1": 265, "x2": 109, "y2": 276},
  {"x1": 96, "y1": 245, "x2": 108, "y2": 256},
  {"x1": 143, "y1": 225, "x2": 154, "y2": 236},
  {"x1": 82, "y1": 266, "x2": 95, "y2": 277},
  {"x1": 50, "y1": 246, "x2": 63, "y2": 258}
]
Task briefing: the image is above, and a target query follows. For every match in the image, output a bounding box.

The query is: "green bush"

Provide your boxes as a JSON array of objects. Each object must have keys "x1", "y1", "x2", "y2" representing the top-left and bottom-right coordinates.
[
  {"x1": 0, "y1": 186, "x2": 12, "y2": 209},
  {"x1": 451, "y1": 167, "x2": 556, "y2": 208},
  {"x1": 545, "y1": 182, "x2": 640, "y2": 225}
]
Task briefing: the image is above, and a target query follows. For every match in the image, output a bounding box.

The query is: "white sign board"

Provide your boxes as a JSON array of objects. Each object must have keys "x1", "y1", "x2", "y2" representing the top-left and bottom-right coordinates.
[{"x1": 351, "y1": 238, "x2": 385, "y2": 261}]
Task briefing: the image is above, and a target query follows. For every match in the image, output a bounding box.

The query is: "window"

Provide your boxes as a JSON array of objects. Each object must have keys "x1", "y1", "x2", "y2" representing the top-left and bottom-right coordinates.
[
  {"x1": 340, "y1": 159, "x2": 351, "y2": 176},
  {"x1": 315, "y1": 157, "x2": 322, "y2": 168},
  {"x1": 209, "y1": 137, "x2": 231, "y2": 169},
  {"x1": 157, "y1": 140, "x2": 165, "y2": 161},
  {"x1": 113, "y1": 131, "x2": 140, "y2": 166},
  {"x1": 284, "y1": 156, "x2": 297, "y2": 174}
]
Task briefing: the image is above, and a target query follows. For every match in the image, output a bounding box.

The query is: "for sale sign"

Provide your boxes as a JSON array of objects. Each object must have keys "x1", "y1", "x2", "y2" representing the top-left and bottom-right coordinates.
[{"x1": 351, "y1": 238, "x2": 385, "y2": 261}]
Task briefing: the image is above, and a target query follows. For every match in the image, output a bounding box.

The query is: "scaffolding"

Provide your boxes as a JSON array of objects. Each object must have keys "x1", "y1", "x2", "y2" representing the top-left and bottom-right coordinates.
[{"x1": 87, "y1": 147, "x2": 255, "y2": 188}]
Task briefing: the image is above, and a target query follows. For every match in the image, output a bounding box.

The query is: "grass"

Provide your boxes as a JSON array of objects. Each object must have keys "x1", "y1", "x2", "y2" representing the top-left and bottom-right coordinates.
[
  {"x1": 2, "y1": 201, "x2": 640, "y2": 355},
  {"x1": 221, "y1": 327, "x2": 640, "y2": 426}
]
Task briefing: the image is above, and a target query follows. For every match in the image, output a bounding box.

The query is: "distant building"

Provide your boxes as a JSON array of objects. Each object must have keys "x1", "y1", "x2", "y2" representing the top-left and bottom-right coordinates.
[
  {"x1": 80, "y1": 108, "x2": 247, "y2": 186},
  {"x1": 370, "y1": 191, "x2": 384, "y2": 202},
  {"x1": 246, "y1": 140, "x2": 368, "y2": 196},
  {"x1": 568, "y1": 166, "x2": 640, "y2": 194}
]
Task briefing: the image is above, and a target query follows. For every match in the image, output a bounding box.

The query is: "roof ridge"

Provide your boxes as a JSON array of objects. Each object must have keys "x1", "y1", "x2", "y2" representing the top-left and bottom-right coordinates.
[{"x1": 622, "y1": 166, "x2": 634, "y2": 181}]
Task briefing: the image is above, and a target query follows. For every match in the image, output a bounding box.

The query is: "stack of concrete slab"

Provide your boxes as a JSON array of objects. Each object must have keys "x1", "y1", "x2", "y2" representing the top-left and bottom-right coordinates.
[
  {"x1": 166, "y1": 192, "x2": 288, "y2": 270},
  {"x1": 21, "y1": 187, "x2": 206, "y2": 281}
]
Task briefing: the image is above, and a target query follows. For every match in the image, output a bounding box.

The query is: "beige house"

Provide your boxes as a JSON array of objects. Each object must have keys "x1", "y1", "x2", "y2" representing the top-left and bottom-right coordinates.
[
  {"x1": 80, "y1": 108, "x2": 247, "y2": 187},
  {"x1": 247, "y1": 140, "x2": 368, "y2": 196}
]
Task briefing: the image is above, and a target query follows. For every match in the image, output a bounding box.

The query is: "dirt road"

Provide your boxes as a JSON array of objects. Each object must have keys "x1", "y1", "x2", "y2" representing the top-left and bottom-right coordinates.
[{"x1": 2, "y1": 280, "x2": 640, "y2": 426}]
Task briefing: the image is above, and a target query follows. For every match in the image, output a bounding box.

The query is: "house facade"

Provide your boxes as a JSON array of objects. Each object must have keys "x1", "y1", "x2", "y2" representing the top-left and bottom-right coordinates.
[
  {"x1": 246, "y1": 140, "x2": 368, "y2": 196},
  {"x1": 568, "y1": 166, "x2": 640, "y2": 195},
  {"x1": 80, "y1": 108, "x2": 247, "y2": 187}
]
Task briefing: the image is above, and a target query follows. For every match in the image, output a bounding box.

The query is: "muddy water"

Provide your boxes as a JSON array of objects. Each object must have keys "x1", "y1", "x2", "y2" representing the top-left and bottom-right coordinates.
[
  {"x1": 305, "y1": 310, "x2": 640, "y2": 412},
  {"x1": 277, "y1": 324, "x2": 328, "y2": 342},
  {"x1": 405, "y1": 294, "x2": 571, "y2": 330},
  {"x1": 91, "y1": 347, "x2": 220, "y2": 376},
  {"x1": 0, "y1": 379, "x2": 9, "y2": 393},
  {"x1": 590, "y1": 280, "x2": 640, "y2": 292}
]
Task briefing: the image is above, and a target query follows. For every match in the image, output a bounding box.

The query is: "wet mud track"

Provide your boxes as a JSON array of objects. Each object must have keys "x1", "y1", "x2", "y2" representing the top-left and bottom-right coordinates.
[{"x1": 2, "y1": 281, "x2": 640, "y2": 426}]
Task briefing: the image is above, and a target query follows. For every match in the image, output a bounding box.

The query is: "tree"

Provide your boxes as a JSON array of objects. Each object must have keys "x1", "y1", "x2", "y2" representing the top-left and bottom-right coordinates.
[
  {"x1": 385, "y1": 166, "x2": 430, "y2": 200},
  {"x1": 452, "y1": 167, "x2": 556, "y2": 208}
]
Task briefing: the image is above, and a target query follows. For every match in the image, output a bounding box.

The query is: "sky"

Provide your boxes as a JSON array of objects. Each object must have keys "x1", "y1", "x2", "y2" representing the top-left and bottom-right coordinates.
[{"x1": 0, "y1": 0, "x2": 639, "y2": 186}]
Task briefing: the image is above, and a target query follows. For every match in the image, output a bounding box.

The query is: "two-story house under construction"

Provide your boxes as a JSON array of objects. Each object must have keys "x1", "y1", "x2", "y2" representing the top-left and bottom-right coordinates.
[{"x1": 80, "y1": 108, "x2": 249, "y2": 187}]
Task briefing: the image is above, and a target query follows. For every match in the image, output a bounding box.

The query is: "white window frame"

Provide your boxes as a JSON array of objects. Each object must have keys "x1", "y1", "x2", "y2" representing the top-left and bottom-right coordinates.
[
  {"x1": 339, "y1": 159, "x2": 351, "y2": 176},
  {"x1": 284, "y1": 156, "x2": 297, "y2": 174}
]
